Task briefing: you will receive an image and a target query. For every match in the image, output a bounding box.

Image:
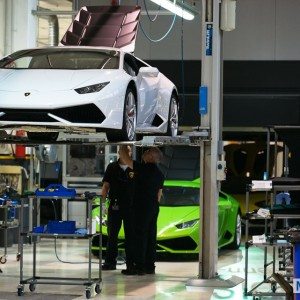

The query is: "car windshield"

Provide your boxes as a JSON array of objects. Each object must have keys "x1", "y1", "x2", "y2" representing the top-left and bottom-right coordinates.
[
  {"x1": 0, "y1": 48, "x2": 120, "y2": 70},
  {"x1": 160, "y1": 186, "x2": 199, "y2": 207}
]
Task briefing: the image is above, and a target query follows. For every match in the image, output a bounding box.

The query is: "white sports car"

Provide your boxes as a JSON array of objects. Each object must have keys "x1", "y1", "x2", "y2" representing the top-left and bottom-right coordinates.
[{"x1": 0, "y1": 46, "x2": 179, "y2": 142}]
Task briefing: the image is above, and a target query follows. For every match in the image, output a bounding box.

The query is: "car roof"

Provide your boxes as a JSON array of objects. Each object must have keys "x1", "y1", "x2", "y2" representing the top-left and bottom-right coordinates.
[{"x1": 15, "y1": 46, "x2": 125, "y2": 53}]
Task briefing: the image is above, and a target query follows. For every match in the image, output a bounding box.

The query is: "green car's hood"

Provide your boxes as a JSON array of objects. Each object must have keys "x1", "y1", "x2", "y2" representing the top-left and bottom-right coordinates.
[{"x1": 157, "y1": 206, "x2": 199, "y2": 237}]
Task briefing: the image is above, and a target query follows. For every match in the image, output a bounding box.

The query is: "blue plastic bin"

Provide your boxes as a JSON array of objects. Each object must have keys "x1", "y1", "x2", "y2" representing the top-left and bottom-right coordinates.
[
  {"x1": 46, "y1": 220, "x2": 76, "y2": 234},
  {"x1": 35, "y1": 184, "x2": 76, "y2": 198},
  {"x1": 33, "y1": 225, "x2": 46, "y2": 233}
]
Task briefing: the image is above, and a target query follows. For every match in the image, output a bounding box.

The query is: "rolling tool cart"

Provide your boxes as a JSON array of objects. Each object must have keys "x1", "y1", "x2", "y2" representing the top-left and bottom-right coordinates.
[
  {"x1": 17, "y1": 185, "x2": 102, "y2": 299},
  {"x1": 244, "y1": 179, "x2": 300, "y2": 300},
  {"x1": 287, "y1": 229, "x2": 300, "y2": 300},
  {"x1": 0, "y1": 196, "x2": 23, "y2": 273}
]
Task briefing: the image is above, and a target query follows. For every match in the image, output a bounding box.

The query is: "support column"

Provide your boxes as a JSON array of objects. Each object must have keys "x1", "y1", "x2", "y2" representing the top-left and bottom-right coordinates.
[
  {"x1": 4, "y1": 0, "x2": 37, "y2": 55},
  {"x1": 0, "y1": 0, "x2": 6, "y2": 57},
  {"x1": 187, "y1": 0, "x2": 243, "y2": 288},
  {"x1": 200, "y1": 0, "x2": 222, "y2": 279}
]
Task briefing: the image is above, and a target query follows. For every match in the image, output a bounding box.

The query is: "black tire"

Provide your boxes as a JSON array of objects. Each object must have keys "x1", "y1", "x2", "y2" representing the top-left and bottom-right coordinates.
[
  {"x1": 0, "y1": 256, "x2": 7, "y2": 264},
  {"x1": 92, "y1": 249, "x2": 100, "y2": 258},
  {"x1": 166, "y1": 95, "x2": 179, "y2": 137},
  {"x1": 106, "y1": 87, "x2": 137, "y2": 142},
  {"x1": 27, "y1": 132, "x2": 59, "y2": 142},
  {"x1": 85, "y1": 289, "x2": 91, "y2": 299},
  {"x1": 17, "y1": 287, "x2": 24, "y2": 296},
  {"x1": 29, "y1": 283, "x2": 35, "y2": 292},
  {"x1": 95, "y1": 284, "x2": 101, "y2": 294},
  {"x1": 227, "y1": 213, "x2": 242, "y2": 250}
]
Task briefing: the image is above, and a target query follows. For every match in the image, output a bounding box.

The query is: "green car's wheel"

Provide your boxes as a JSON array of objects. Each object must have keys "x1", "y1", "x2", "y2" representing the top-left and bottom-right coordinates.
[
  {"x1": 92, "y1": 249, "x2": 100, "y2": 257},
  {"x1": 227, "y1": 212, "x2": 242, "y2": 250}
]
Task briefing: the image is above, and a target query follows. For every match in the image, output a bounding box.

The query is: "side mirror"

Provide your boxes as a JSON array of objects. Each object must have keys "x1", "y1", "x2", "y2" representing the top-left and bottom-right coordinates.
[{"x1": 139, "y1": 66, "x2": 159, "y2": 77}]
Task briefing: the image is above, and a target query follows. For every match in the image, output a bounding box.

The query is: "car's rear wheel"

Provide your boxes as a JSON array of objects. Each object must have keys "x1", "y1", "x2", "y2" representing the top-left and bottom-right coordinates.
[
  {"x1": 166, "y1": 95, "x2": 178, "y2": 137},
  {"x1": 106, "y1": 87, "x2": 137, "y2": 142},
  {"x1": 27, "y1": 132, "x2": 59, "y2": 142},
  {"x1": 227, "y1": 212, "x2": 242, "y2": 250}
]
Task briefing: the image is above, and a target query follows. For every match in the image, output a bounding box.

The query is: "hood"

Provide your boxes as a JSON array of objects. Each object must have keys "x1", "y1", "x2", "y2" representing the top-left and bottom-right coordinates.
[
  {"x1": 157, "y1": 206, "x2": 199, "y2": 236},
  {"x1": 0, "y1": 69, "x2": 119, "y2": 92}
]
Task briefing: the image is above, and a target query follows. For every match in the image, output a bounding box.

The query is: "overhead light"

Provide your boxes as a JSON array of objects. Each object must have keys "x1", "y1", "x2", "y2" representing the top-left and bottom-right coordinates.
[{"x1": 149, "y1": 0, "x2": 197, "y2": 20}]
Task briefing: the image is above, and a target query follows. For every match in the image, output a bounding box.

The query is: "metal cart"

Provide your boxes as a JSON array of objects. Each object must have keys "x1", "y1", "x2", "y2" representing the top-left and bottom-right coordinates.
[
  {"x1": 17, "y1": 193, "x2": 102, "y2": 299},
  {"x1": 244, "y1": 180, "x2": 300, "y2": 300},
  {"x1": 0, "y1": 201, "x2": 23, "y2": 273}
]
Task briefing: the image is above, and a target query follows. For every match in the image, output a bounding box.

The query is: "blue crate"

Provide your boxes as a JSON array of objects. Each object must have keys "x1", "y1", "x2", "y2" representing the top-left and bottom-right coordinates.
[
  {"x1": 0, "y1": 198, "x2": 19, "y2": 221},
  {"x1": 46, "y1": 220, "x2": 76, "y2": 234},
  {"x1": 35, "y1": 184, "x2": 76, "y2": 198},
  {"x1": 33, "y1": 225, "x2": 46, "y2": 233}
]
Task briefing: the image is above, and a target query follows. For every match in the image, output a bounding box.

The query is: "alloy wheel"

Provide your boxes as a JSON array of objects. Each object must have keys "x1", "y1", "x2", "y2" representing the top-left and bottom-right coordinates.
[
  {"x1": 169, "y1": 97, "x2": 178, "y2": 137},
  {"x1": 125, "y1": 91, "x2": 136, "y2": 141}
]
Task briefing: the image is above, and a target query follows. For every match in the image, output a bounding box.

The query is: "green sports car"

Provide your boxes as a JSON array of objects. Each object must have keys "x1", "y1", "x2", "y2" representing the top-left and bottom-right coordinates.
[{"x1": 91, "y1": 178, "x2": 241, "y2": 255}]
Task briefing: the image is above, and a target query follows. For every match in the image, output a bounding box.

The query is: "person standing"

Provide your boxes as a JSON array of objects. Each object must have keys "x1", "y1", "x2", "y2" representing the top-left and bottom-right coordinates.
[
  {"x1": 119, "y1": 146, "x2": 165, "y2": 275},
  {"x1": 101, "y1": 148, "x2": 135, "y2": 271}
]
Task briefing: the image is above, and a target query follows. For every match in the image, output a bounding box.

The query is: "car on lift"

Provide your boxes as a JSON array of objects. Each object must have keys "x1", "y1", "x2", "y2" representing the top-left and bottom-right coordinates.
[
  {"x1": 0, "y1": 46, "x2": 179, "y2": 142},
  {"x1": 91, "y1": 178, "x2": 241, "y2": 256}
]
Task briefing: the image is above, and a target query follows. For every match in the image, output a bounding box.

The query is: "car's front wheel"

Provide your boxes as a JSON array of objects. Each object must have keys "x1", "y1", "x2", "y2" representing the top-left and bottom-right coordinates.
[
  {"x1": 227, "y1": 212, "x2": 242, "y2": 250},
  {"x1": 106, "y1": 87, "x2": 137, "y2": 142},
  {"x1": 167, "y1": 95, "x2": 179, "y2": 137}
]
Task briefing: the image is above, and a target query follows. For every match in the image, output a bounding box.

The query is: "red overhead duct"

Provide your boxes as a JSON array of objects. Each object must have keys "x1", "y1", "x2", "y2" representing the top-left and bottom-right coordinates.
[{"x1": 61, "y1": 5, "x2": 141, "y2": 53}]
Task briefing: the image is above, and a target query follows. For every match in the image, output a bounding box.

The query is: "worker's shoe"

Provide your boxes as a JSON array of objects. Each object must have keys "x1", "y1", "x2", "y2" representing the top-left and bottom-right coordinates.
[
  {"x1": 121, "y1": 268, "x2": 137, "y2": 275},
  {"x1": 137, "y1": 269, "x2": 146, "y2": 276},
  {"x1": 145, "y1": 265, "x2": 155, "y2": 274},
  {"x1": 102, "y1": 264, "x2": 116, "y2": 270}
]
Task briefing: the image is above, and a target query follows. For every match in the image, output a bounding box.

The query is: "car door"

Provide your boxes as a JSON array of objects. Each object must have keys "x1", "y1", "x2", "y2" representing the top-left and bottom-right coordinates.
[
  {"x1": 218, "y1": 192, "x2": 232, "y2": 242},
  {"x1": 125, "y1": 54, "x2": 160, "y2": 127}
]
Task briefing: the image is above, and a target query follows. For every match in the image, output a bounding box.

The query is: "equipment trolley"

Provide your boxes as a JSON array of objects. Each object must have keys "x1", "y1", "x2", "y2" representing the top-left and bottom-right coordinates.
[
  {"x1": 244, "y1": 179, "x2": 300, "y2": 300},
  {"x1": 0, "y1": 201, "x2": 24, "y2": 273},
  {"x1": 17, "y1": 192, "x2": 102, "y2": 299}
]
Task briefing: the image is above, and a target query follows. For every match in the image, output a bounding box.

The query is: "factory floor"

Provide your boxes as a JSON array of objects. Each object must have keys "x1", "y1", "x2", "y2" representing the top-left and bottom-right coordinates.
[{"x1": 0, "y1": 239, "x2": 287, "y2": 299}]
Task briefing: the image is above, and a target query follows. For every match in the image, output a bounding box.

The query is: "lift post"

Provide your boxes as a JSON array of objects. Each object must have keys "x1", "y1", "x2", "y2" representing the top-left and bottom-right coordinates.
[
  {"x1": 199, "y1": 0, "x2": 222, "y2": 280},
  {"x1": 186, "y1": 0, "x2": 243, "y2": 289}
]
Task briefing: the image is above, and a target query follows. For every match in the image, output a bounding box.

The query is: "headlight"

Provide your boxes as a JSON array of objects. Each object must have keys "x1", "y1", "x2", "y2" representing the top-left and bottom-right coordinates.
[
  {"x1": 175, "y1": 219, "x2": 198, "y2": 229},
  {"x1": 75, "y1": 82, "x2": 109, "y2": 94}
]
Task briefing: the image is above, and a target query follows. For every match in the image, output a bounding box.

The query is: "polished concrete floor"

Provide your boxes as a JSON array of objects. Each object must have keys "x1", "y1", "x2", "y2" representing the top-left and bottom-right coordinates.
[{"x1": 0, "y1": 239, "x2": 287, "y2": 299}]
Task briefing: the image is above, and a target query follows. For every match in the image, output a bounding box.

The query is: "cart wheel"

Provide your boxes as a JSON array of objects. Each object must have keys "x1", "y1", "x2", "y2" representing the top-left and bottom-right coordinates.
[
  {"x1": 17, "y1": 287, "x2": 24, "y2": 296},
  {"x1": 85, "y1": 289, "x2": 91, "y2": 299},
  {"x1": 271, "y1": 282, "x2": 277, "y2": 293},
  {"x1": 29, "y1": 283, "x2": 36, "y2": 292},
  {"x1": 95, "y1": 284, "x2": 101, "y2": 294},
  {"x1": 0, "y1": 256, "x2": 7, "y2": 264},
  {"x1": 16, "y1": 253, "x2": 21, "y2": 261}
]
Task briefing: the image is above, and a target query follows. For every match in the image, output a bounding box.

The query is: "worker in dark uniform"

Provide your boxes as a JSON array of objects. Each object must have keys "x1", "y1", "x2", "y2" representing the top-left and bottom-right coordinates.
[
  {"x1": 101, "y1": 147, "x2": 135, "y2": 271},
  {"x1": 119, "y1": 146, "x2": 165, "y2": 275}
]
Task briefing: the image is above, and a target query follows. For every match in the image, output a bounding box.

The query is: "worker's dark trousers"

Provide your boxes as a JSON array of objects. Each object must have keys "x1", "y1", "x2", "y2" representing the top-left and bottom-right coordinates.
[
  {"x1": 105, "y1": 208, "x2": 134, "y2": 267},
  {"x1": 133, "y1": 207, "x2": 159, "y2": 271}
]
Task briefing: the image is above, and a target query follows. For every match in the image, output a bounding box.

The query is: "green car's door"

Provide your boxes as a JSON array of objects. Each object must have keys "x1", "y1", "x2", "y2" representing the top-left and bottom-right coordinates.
[{"x1": 218, "y1": 193, "x2": 232, "y2": 243}]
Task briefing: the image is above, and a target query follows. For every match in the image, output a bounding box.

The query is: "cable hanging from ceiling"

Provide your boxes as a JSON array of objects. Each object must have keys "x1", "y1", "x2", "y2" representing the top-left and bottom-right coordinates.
[
  {"x1": 143, "y1": 0, "x2": 161, "y2": 22},
  {"x1": 137, "y1": 0, "x2": 176, "y2": 43}
]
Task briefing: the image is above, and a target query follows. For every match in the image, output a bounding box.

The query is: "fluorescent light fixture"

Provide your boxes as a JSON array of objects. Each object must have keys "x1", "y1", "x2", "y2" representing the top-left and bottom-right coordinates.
[{"x1": 149, "y1": 0, "x2": 197, "y2": 20}]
